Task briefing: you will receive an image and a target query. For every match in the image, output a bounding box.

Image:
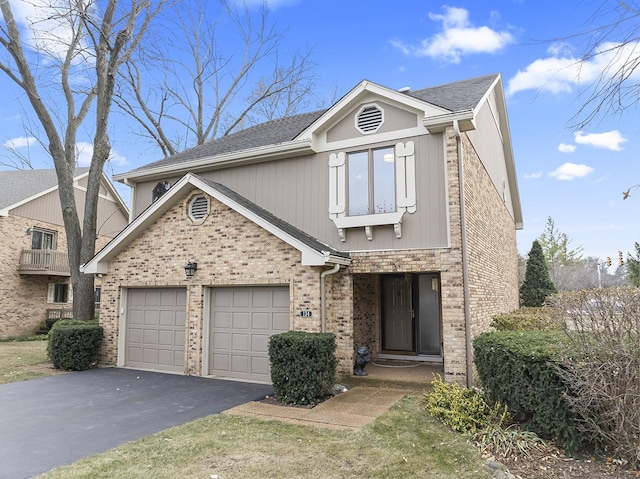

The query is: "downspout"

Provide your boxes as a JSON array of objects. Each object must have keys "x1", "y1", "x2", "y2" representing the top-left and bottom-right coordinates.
[
  {"x1": 453, "y1": 120, "x2": 474, "y2": 388},
  {"x1": 320, "y1": 263, "x2": 341, "y2": 333}
]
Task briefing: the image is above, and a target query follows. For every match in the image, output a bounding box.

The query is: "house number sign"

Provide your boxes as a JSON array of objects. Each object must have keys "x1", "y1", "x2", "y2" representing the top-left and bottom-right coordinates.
[{"x1": 299, "y1": 310, "x2": 312, "y2": 318}]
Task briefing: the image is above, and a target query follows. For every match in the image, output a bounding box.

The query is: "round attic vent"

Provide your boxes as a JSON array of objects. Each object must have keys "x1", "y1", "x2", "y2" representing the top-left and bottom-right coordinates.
[
  {"x1": 356, "y1": 104, "x2": 384, "y2": 134},
  {"x1": 188, "y1": 195, "x2": 209, "y2": 222}
]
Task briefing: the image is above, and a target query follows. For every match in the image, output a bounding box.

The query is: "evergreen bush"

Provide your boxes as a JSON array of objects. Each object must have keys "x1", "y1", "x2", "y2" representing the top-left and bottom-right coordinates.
[
  {"x1": 268, "y1": 331, "x2": 337, "y2": 406},
  {"x1": 47, "y1": 322, "x2": 103, "y2": 371},
  {"x1": 473, "y1": 330, "x2": 583, "y2": 451}
]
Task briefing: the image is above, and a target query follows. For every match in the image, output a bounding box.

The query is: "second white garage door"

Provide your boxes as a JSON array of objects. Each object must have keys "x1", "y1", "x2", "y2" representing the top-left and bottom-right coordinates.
[{"x1": 209, "y1": 286, "x2": 290, "y2": 382}]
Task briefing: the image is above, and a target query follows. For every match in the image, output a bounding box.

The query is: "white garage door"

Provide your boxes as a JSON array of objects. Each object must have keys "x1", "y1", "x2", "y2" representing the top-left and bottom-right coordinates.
[
  {"x1": 209, "y1": 286, "x2": 290, "y2": 382},
  {"x1": 125, "y1": 288, "x2": 186, "y2": 373}
]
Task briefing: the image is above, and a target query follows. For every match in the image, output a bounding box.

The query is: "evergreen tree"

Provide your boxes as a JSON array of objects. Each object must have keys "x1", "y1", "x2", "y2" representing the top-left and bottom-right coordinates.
[
  {"x1": 520, "y1": 240, "x2": 557, "y2": 307},
  {"x1": 626, "y1": 243, "x2": 640, "y2": 287}
]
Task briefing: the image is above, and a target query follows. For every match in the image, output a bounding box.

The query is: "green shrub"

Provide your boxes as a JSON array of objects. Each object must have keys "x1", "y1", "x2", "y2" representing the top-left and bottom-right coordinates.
[
  {"x1": 473, "y1": 330, "x2": 583, "y2": 451},
  {"x1": 268, "y1": 331, "x2": 337, "y2": 406},
  {"x1": 47, "y1": 322, "x2": 103, "y2": 371},
  {"x1": 491, "y1": 307, "x2": 560, "y2": 331},
  {"x1": 425, "y1": 375, "x2": 509, "y2": 434}
]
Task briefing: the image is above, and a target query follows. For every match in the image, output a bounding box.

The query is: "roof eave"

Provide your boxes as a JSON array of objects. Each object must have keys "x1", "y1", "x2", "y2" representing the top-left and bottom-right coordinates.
[
  {"x1": 114, "y1": 139, "x2": 314, "y2": 183},
  {"x1": 423, "y1": 111, "x2": 476, "y2": 133}
]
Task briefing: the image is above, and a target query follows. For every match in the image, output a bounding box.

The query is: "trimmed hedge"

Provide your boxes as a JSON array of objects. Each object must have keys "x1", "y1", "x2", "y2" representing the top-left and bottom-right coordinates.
[
  {"x1": 47, "y1": 321, "x2": 103, "y2": 371},
  {"x1": 268, "y1": 331, "x2": 337, "y2": 405},
  {"x1": 473, "y1": 330, "x2": 583, "y2": 451},
  {"x1": 490, "y1": 307, "x2": 561, "y2": 331}
]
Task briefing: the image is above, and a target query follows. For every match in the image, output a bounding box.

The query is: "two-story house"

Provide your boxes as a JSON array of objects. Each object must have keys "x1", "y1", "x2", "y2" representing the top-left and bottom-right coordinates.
[
  {"x1": 84, "y1": 73, "x2": 522, "y2": 385},
  {"x1": 0, "y1": 168, "x2": 129, "y2": 338}
]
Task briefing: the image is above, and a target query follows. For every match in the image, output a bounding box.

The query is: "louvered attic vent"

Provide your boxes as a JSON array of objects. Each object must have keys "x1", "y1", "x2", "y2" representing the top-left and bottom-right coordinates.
[
  {"x1": 188, "y1": 195, "x2": 209, "y2": 221},
  {"x1": 356, "y1": 104, "x2": 384, "y2": 134}
]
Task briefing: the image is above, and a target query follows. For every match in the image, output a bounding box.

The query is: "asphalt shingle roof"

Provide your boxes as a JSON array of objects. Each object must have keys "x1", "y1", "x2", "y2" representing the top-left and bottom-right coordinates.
[
  {"x1": 0, "y1": 167, "x2": 89, "y2": 210},
  {"x1": 122, "y1": 74, "x2": 499, "y2": 177},
  {"x1": 198, "y1": 176, "x2": 350, "y2": 260}
]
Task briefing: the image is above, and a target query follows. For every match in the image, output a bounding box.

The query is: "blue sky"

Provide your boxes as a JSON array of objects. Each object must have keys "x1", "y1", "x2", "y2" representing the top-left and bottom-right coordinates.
[{"x1": 2, "y1": 0, "x2": 640, "y2": 262}]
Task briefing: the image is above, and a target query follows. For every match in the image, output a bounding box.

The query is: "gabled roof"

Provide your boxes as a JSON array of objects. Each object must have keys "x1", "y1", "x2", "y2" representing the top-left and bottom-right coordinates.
[
  {"x1": 113, "y1": 74, "x2": 501, "y2": 182},
  {"x1": 0, "y1": 167, "x2": 89, "y2": 212},
  {"x1": 83, "y1": 173, "x2": 351, "y2": 273},
  {"x1": 0, "y1": 167, "x2": 129, "y2": 218}
]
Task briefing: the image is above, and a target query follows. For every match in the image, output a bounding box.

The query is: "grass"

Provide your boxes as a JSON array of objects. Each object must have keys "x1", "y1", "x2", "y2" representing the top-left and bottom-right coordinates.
[
  {"x1": 0, "y1": 338, "x2": 61, "y2": 384},
  {"x1": 35, "y1": 396, "x2": 491, "y2": 479},
  {"x1": 0, "y1": 341, "x2": 491, "y2": 479}
]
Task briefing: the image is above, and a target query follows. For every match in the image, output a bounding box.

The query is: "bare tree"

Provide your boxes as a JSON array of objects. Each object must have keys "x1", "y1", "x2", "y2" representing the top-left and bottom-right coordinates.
[
  {"x1": 114, "y1": 0, "x2": 316, "y2": 156},
  {"x1": 0, "y1": 0, "x2": 166, "y2": 320},
  {"x1": 570, "y1": 1, "x2": 640, "y2": 130}
]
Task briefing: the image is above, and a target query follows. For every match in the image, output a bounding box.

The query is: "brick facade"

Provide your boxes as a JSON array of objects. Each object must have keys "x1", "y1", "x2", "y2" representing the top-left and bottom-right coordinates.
[
  {"x1": 0, "y1": 215, "x2": 71, "y2": 338},
  {"x1": 98, "y1": 191, "x2": 356, "y2": 376}
]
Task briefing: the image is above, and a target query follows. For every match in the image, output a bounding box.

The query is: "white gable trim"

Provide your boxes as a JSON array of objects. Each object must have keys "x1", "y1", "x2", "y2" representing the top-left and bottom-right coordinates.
[
  {"x1": 0, "y1": 170, "x2": 126, "y2": 217},
  {"x1": 82, "y1": 173, "x2": 349, "y2": 274}
]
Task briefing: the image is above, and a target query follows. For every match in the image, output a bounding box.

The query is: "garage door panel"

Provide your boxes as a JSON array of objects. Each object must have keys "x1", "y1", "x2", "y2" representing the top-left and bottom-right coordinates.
[
  {"x1": 125, "y1": 288, "x2": 186, "y2": 373},
  {"x1": 251, "y1": 312, "x2": 269, "y2": 329},
  {"x1": 233, "y1": 290, "x2": 251, "y2": 308},
  {"x1": 232, "y1": 312, "x2": 250, "y2": 329},
  {"x1": 210, "y1": 286, "x2": 290, "y2": 382},
  {"x1": 231, "y1": 355, "x2": 249, "y2": 373},
  {"x1": 213, "y1": 311, "x2": 231, "y2": 329},
  {"x1": 251, "y1": 333, "x2": 269, "y2": 353},
  {"x1": 231, "y1": 333, "x2": 249, "y2": 351},
  {"x1": 272, "y1": 312, "x2": 290, "y2": 330}
]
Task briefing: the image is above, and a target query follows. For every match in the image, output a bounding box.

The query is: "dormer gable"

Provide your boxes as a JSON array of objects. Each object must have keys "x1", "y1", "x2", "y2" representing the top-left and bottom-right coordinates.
[{"x1": 296, "y1": 80, "x2": 450, "y2": 152}]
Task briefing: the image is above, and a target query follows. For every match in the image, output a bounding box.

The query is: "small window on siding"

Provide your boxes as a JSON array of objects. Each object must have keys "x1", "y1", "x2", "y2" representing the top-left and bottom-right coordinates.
[
  {"x1": 188, "y1": 195, "x2": 209, "y2": 222},
  {"x1": 356, "y1": 104, "x2": 384, "y2": 134}
]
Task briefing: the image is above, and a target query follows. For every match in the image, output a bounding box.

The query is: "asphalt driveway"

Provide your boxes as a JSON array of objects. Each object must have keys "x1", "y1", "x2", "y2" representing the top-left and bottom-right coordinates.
[{"x1": 0, "y1": 368, "x2": 273, "y2": 479}]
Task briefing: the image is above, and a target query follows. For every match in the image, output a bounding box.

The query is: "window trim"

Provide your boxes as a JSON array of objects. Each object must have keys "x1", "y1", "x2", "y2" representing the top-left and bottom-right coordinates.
[
  {"x1": 328, "y1": 141, "x2": 417, "y2": 242},
  {"x1": 31, "y1": 228, "x2": 57, "y2": 250}
]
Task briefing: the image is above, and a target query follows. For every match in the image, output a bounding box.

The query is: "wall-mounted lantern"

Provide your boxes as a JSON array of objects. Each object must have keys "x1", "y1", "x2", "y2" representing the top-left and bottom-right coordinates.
[{"x1": 184, "y1": 261, "x2": 198, "y2": 278}]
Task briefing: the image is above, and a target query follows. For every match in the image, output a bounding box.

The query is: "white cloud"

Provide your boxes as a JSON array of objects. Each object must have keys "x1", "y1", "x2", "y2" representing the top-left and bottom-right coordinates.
[
  {"x1": 558, "y1": 143, "x2": 576, "y2": 153},
  {"x1": 507, "y1": 41, "x2": 640, "y2": 96},
  {"x1": 3, "y1": 136, "x2": 36, "y2": 149},
  {"x1": 549, "y1": 162, "x2": 594, "y2": 181},
  {"x1": 391, "y1": 6, "x2": 514, "y2": 63},
  {"x1": 523, "y1": 171, "x2": 543, "y2": 179},
  {"x1": 75, "y1": 142, "x2": 127, "y2": 167},
  {"x1": 574, "y1": 130, "x2": 627, "y2": 151},
  {"x1": 9, "y1": 0, "x2": 93, "y2": 61}
]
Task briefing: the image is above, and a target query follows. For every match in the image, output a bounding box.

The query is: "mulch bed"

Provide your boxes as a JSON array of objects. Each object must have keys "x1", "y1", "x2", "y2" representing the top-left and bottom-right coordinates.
[{"x1": 494, "y1": 447, "x2": 640, "y2": 478}]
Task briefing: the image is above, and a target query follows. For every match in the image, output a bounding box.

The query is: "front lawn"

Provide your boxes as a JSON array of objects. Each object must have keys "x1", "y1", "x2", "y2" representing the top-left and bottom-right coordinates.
[
  {"x1": 0, "y1": 339, "x2": 61, "y2": 384},
  {"x1": 35, "y1": 396, "x2": 490, "y2": 479}
]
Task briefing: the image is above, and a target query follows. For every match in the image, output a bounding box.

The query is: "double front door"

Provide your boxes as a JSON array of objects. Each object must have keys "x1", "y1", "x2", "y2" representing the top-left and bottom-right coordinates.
[{"x1": 381, "y1": 274, "x2": 442, "y2": 356}]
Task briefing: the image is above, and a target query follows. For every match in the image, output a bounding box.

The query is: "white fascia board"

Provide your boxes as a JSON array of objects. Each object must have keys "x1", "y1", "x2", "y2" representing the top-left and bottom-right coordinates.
[
  {"x1": 113, "y1": 139, "x2": 313, "y2": 183},
  {"x1": 82, "y1": 174, "x2": 199, "y2": 273},
  {"x1": 423, "y1": 110, "x2": 476, "y2": 133},
  {"x1": 297, "y1": 80, "x2": 449, "y2": 142},
  {"x1": 187, "y1": 175, "x2": 346, "y2": 267},
  {"x1": 83, "y1": 173, "x2": 348, "y2": 273}
]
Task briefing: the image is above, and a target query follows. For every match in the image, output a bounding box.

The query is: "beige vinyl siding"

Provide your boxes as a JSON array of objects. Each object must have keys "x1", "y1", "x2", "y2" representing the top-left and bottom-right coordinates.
[
  {"x1": 326, "y1": 101, "x2": 420, "y2": 143},
  {"x1": 131, "y1": 132, "x2": 448, "y2": 252},
  {"x1": 11, "y1": 185, "x2": 127, "y2": 239}
]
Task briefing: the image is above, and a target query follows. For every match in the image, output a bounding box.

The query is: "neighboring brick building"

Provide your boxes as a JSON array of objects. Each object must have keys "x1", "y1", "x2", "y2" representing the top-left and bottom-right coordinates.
[
  {"x1": 0, "y1": 168, "x2": 129, "y2": 338},
  {"x1": 85, "y1": 73, "x2": 522, "y2": 385}
]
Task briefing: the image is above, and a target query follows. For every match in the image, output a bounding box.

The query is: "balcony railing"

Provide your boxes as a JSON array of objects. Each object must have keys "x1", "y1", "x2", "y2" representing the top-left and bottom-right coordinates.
[{"x1": 19, "y1": 249, "x2": 70, "y2": 276}]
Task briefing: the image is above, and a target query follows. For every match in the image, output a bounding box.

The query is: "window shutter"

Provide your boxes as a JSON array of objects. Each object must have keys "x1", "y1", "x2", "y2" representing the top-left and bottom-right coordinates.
[
  {"x1": 68, "y1": 284, "x2": 73, "y2": 304},
  {"x1": 328, "y1": 152, "x2": 346, "y2": 217},
  {"x1": 395, "y1": 141, "x2": 417, "y2": 213},
  {"x1": 47, "y1": 283, "x2": 54, "y2": 304}
]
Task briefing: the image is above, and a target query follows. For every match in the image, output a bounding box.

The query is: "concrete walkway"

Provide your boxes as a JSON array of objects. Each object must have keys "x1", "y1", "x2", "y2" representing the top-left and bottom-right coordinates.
[{"x1": 224, "y1": 386, "x2": 412, "y2": 430}]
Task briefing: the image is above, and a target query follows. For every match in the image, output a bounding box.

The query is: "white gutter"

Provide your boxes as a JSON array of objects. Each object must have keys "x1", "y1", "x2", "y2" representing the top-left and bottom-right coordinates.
[
  {"x1": 453, "y1": 120, "x2": 474, "y2": 388},
  {"x1": 113, "y1": 139, "x2": 313, "y2": 183},
  {"x1": 320, "y1": 263, "x2": 341, "y2": 333}
]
